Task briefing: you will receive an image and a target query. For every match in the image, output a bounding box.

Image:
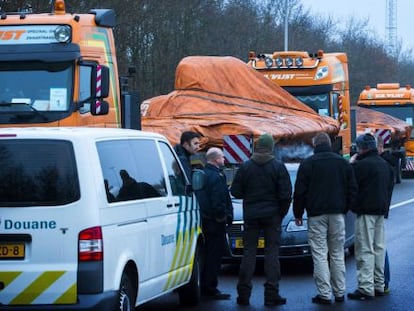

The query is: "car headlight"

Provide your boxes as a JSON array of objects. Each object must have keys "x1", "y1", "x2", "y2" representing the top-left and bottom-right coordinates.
[{"x1": 286, "y1": 219, "x2": 308, "y2": 232}]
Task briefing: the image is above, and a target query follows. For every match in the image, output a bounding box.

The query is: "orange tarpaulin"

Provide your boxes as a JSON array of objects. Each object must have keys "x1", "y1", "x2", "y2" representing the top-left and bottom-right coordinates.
[
  {"x1": 141, "y1": 56, "x2": 339, "y2": 148},
  {"x1": 354, "y1": 106, "x2": 412, "y2": 141}
]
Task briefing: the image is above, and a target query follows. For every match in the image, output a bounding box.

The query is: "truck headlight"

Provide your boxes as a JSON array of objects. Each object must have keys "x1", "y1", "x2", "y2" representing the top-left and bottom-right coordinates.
[
  {"x1": 54, "y1": 25, "x2": 71, "y2": 43},
  {"x1": 315, "y1": 66, "x2": 329, "y2": 80},
  {"x1": 265, "y1": 57, "x2": 274, "y2": 68},
  {"x1": 286, "y1": 219, "x2": 308, "y2": 232}
]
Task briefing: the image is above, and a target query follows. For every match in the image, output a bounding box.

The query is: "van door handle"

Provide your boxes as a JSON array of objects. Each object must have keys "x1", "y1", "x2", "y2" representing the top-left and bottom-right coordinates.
[{"x1": 167, "y1": 203, "x2": 180, "y2": 208}]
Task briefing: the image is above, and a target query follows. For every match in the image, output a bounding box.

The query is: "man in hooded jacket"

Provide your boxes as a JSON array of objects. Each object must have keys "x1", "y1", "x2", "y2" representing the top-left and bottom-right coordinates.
[{"x1": 231, "y1": 133, "x2": 292, "y2": 307}]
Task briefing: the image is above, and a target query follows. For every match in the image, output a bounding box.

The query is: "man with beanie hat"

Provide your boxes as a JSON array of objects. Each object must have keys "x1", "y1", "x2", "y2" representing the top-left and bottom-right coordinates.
[
  {"x1": 231, "y1": 133, "x2": 292, "y2": 306},
  {"x1": 348, "y1": 133, "x2": 394, "y2": 300},
  {"x1": 293, "y1": 132, "x2": 358, "y2": 304}
]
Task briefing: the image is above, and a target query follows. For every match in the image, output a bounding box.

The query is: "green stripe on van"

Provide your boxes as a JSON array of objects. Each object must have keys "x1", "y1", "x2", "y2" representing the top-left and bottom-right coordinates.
[
  {"x1": 54, "y1": 283, "x2": 77, "y2": 304},
  {"x1": 0, "y1": 271, "x2": 22, "y2": 288},
  {"x1": 10, "y1": 271, "x2": 65, "y2": 304}
]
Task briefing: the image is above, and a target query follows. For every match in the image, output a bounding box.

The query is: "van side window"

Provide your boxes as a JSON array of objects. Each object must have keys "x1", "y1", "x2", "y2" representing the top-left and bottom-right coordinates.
[
  {"x1": 159, "y1": 142, "x2": 187, "y2": 196},
  {"x1": 97, "y1": 139, "x2": 167, "y2": 202}
]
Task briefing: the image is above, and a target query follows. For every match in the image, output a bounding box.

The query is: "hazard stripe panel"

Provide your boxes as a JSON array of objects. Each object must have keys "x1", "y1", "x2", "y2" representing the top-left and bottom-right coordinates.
[
  {"x1": 223, "y1": 135, "x2": 252, "y2": 164},
  {"x1": 0, "y1": 271, "x2": 77, "y2": 305}
]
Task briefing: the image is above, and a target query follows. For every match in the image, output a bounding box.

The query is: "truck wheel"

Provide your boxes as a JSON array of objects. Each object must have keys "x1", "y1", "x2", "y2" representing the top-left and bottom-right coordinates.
[
  {"x1": 117, "y1": 273, "x2": 135, "y2": 311},
  {"x1": 178, "y1": 248, "x2": 201, "y2": 306}
]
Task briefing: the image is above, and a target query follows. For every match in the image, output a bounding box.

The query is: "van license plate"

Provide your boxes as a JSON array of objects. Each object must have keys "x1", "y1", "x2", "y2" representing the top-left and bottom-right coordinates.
[
  {"x1": 233, "y1": 239, "x2": 265, "y2": 248},
  {"x1": 0, "y1": 243, "x2": 25, "y2": 259}
]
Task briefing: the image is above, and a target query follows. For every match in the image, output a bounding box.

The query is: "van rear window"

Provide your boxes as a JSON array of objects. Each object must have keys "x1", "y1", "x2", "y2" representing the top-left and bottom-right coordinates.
[{"x1": 0, "y1": 139, "x2": 80, "y2": 207}]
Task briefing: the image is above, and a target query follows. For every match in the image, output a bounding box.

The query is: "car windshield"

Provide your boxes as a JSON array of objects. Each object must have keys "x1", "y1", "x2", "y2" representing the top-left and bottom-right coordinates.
[{"x1": 0, "y1": 61, "x2": 73, "y2": 112}]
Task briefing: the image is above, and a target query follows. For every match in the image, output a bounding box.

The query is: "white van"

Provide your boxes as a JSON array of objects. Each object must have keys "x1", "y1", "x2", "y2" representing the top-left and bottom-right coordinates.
[{"x1": 0, "y1": 127, "x2": 203, "y2": 310}]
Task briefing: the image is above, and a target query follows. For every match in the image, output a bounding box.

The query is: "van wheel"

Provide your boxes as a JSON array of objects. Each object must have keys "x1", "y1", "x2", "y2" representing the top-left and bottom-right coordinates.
[
  {"x1": 118, "y1": 273, "x2": 135, "y2": 311},
  {"x1": 178, "y1": 248, "x2": 201, "y2": 306}
]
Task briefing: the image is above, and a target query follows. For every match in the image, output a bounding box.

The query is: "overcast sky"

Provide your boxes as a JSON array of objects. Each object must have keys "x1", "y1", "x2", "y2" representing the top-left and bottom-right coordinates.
[{"x1": 300, "y1": 0, "x2": 413, "y2": 52}]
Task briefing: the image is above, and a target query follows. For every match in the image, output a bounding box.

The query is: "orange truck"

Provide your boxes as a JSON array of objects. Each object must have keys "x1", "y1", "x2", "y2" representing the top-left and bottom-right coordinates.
[
  {"x1": 357, "y1": 83, "x2": 414, "y2": 177},
  {"x1": 0, "y1": 0, "x2": 139, "y2": 129},
  {"x1": 247, "y1": 50, "x2": 352, "y2": 158}
]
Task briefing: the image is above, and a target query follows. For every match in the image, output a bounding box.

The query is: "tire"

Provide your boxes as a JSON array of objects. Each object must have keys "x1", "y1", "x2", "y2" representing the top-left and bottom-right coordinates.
[
  {"x1": 117, "y1": 273, "x2": 135, "y2": 311},
  {"x1": 178, "y1": 248, "x2": 201, "y2": 307}
]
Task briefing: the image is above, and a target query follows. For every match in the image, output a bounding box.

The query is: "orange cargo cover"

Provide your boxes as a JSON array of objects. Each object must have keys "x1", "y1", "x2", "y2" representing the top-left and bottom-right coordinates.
[
  {"x1": 354, "y1": 106, "x2": 412, "y2": 141},
  {"x1": 141, "y1": 56, "x2": 339, "y2": 148}
]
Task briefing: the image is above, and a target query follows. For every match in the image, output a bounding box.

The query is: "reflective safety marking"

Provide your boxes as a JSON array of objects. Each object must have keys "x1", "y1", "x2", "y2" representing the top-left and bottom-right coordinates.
[
  {"x1": 0, "y1": 271, "x2": 22, "y2": 288},
  {"x1": 32, "y1": 270, "x2": 77, "y2": 304},
  {"x1": 164, "y1": 206, "x2": 200, "y2": 291},
  {"x1": 9, "y1": 271, "x2": 66, "y2": 305},
  {"x1": 54, "y1": 283, "x2": 77, "y2": 304},
  {"x1": 1, "y1": 270, "x2": 77, "y2": 305}
]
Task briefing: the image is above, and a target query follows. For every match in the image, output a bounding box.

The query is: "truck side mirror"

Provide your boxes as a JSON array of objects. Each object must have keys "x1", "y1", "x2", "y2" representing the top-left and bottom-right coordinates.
[
  {"x1": 98, "y1": 65, "x2": 110, "y2": 99},
  {"x1": 90, "y1": 100, "x2": 109, "y2": 115},
  {"x1": 79, "y1": 62, "x2": 110, "y2": 102}
]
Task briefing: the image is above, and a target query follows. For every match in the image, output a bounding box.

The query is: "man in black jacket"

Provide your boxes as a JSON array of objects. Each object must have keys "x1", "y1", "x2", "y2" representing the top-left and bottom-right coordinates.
[
  {"x1": 196, "y1": 147, "x2": 233, "y2": 300},
  {"x1": 231, "y1": 133, "x2": 292, "y2": 307},
  {"x1": 347, "y1": 133, "x2": 394, "y2": 300},
  {"x1": 293, "y1": 132, "x2": 357, "y2": 305},
  {"x1": 173, "y1": 131, "x2": 201, "y2": 180}
]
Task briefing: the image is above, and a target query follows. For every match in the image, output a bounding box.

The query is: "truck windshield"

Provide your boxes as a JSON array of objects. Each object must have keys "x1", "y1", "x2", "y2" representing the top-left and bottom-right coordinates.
[
  {"x1": 296, "y1": 94, "x2": 330, "y2": 116},
  {"x1": 368, "y1": 105, "x2": 414, "y2": 138},
  {"x1": 0, "y1": 61, "x2": 73, "y2": 112},
  {"x1": 0, "y1": 139, "x2": 80, "y2": 207}
]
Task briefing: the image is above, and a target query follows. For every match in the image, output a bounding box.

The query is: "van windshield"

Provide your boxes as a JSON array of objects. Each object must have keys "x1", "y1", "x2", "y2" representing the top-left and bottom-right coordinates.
[{"x1": 0, "y1": 139, "x2": 80, "y2": 207}]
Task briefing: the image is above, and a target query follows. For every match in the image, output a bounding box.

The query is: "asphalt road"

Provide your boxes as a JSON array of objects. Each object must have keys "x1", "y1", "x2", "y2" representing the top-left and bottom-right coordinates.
[{"x1": 136, "y1": 179, "x2": 414, "y2": 311}]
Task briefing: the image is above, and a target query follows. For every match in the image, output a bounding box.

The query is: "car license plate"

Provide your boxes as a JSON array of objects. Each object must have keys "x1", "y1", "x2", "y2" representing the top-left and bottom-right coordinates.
[
  {"x1": 233, "y1": 238, "x2": 265, "y2": 248},
  {"x1": 0, "y1": 243, "x2": 25, "y2": 259}
]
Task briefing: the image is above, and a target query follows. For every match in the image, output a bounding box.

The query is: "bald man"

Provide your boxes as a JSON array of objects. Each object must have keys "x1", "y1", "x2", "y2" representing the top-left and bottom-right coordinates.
[{"x1": 196, "y1": 147, "x2": 233, "y2": 300}]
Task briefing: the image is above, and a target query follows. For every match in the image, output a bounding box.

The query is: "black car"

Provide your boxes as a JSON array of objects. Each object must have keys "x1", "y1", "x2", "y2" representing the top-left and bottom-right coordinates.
[{"x1": 224, "y1": 163, "x2": 355, "y2": 261}]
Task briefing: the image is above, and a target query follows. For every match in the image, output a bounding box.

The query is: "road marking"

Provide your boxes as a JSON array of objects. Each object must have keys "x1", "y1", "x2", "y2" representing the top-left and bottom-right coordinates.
[{"x1": 390, "y1": 198, "x2": 414, "y2": 209}]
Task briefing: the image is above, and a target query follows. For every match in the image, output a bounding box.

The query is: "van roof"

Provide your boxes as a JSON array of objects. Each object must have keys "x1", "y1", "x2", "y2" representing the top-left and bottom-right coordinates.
[{"x1": 0, "y1": 127, "x2": 166, "y2": 140}]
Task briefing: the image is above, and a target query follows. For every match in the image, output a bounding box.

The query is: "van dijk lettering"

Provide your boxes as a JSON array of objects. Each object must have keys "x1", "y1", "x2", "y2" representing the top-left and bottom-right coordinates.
[{"x1": 1, "y1": 219, "x2": 57, "y2": 230}]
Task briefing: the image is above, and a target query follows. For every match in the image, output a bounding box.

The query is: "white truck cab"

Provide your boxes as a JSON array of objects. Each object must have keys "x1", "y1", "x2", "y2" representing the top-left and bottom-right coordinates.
[{"x1": 0, "y1": 127, "x2": 203, "y2": 310}]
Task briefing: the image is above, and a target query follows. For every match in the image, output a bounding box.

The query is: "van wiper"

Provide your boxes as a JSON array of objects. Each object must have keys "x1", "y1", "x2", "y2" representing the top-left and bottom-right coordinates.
[{"x1": 0, "y1": 101, "x2": 49, "y2": 122}]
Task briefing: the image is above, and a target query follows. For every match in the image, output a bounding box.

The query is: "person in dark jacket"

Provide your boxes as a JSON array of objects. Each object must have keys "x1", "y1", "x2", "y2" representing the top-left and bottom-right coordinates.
[
  {"x1": 173, "y1": 131, "x2": 201, "y2": 180},
  {"x1": 347, "y1": 133, "x2": 394, "y2": 301},
  {"x1": 231, "y1": 133, "x2": 292, "y2": 307},
  {"x1": 377, "y1": 136, "x2": 398, "y2": 184},
  {"x1": 196, "y1": 147, "x2": 233, "y2": 300},
  {"x1": 293, "y1": 132, "x2": 358, "y2": 304}
]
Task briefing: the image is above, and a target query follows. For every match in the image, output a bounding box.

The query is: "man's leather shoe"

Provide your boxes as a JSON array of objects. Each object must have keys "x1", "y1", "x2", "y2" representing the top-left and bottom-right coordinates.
[
  {"x1": 375, "y1": 289, "x2": 387, "y2": 297},
  {"x1": 204, "y1": 289, "x2": 231, "y2": 300},
  {"x1": 312, "y1": 295, "x2": 332, "y2": 304},
  {"x1": 264, "y1": 295, "x2": 287, "y2": 306},
  {"x1": 335, "y1": 296, "x2": 345, "y2": 302},
  {"x1": 236, "y1": 296, "x2": 250, "y2": 306},
  {"x1": 347, "y1": 290, "x2": 374, "y2": 301}
]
